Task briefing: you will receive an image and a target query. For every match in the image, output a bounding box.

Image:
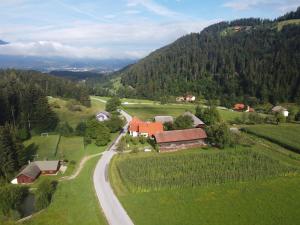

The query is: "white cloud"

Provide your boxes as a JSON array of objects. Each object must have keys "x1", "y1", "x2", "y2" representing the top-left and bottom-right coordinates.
[
  {"x1": 0, "y1": 41, "x2": 146, "y2": 59},
  {"x1": 126, "y1": 0, "x2": 178, "y2": 17},
  {"x1": 0, "y1": 19, "x2": 217, "y2": 59}
]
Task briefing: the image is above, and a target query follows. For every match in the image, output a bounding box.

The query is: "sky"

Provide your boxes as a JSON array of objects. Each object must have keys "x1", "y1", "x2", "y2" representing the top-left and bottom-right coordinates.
[{"x1": 0, "y1": 0, "x2": 299, "y2": 59}]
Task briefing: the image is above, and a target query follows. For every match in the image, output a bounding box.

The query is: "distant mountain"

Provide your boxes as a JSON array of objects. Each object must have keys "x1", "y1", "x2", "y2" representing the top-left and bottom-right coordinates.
[
  {"x1": 0, "y1": 40, "x2": 8, "y2": 45},
  {"x1": 120, "y1": 7, "x2": 300, "y2": 105},
  {"x1": 0, "y1": 55, "x2": 136, "y2": 73}
]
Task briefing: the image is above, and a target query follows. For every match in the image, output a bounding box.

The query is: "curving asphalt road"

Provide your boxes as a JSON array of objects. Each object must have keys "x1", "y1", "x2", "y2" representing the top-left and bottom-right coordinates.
[{"x1": 93, "y1": 108, "x2": 134, "y2": 225}]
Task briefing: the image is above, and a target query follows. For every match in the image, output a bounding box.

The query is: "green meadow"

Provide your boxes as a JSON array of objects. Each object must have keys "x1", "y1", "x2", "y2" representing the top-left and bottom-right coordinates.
[
  {"x1": 243, "y1": 124, "x2": 300, "y2": 153},
  {"x1": 122, "y1": 103, "x2": 241, "y2": 122},
  {"x1": 24, "y1": 135, "x2": 60, "y2": 160},
  {"x1": 48, "y1": 97, "x2": 105, "y2": 128}
]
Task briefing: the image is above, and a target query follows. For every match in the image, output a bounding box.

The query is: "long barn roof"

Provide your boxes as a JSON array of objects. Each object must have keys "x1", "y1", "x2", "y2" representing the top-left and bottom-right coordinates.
[{"x1": 154, "y1": 128, "x2": 207, "y2": 143}]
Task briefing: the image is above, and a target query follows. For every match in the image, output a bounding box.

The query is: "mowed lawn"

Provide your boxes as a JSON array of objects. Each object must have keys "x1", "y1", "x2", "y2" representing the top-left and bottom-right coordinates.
[
  {"x1": 122, "y1": 104, "x2": 241, "y2": 122},
  {"x1": 243, "y1": 124, "x2": 300, "y2": 152},
  {"x1": 24, "y1": 135, "x2": 60, "y2": 160},
  {"x1": 24, "y1": 157, "x2": 108, "y2": 225},
  {"x1": 110, "y1": 144, "x2": 300, "y2": 225},
  {"x1": 48, "y1": 97, "x2": 105, "y2": 128}
]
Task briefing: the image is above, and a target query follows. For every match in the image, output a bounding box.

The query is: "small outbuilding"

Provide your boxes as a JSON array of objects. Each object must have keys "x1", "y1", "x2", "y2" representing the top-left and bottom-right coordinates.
[
  {"x1": 272, "y1": 106, "x2": 289, "y2": 117},
  {"x1": 96, "y1": 111, "x2": 111, "y2": 122},
  {"x1": 16, "y1": 163, "x2": 41, "y2": 184},
  {"x1": 154, "y1": 128, "x2": 207, "y2": 152},
  {"x1": 154, "y1": 116, "x2": 174, "y2": 124}
]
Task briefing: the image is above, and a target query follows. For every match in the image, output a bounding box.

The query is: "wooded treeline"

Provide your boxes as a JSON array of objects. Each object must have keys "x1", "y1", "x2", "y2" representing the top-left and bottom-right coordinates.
[
  {"x1": 120, "y1": 7, "x2": 300, "y2": 106},
  {"x1": 0, "y1": 69, "x2": 91, "y2": 134}
]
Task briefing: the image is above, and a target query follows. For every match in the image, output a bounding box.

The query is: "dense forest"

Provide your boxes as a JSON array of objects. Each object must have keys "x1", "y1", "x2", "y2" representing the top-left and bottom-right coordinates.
[{"x1": 120, "y1": 7, "x2": 300, "y2": 106}]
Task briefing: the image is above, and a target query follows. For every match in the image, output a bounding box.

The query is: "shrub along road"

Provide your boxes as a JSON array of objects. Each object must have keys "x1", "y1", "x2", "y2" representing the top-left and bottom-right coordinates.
[{"x1": 93, "y1": 105, "x2": 134, "y2": 225}]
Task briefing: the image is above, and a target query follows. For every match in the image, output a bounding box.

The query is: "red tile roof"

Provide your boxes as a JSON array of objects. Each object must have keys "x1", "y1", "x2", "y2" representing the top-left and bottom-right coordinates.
[
  {"x1": 139, "y1": 122, "x2": 163, "y2": 136},
  {"x1": 234, "y1": 103, "x2": 245, "y2": 110},
  {"x1": 128, "y1": 117, "x2": 163, "y2": 136},
  {"x1": 154, "y1": 128, "x2": 207, "y2": 143},
  {"x1": 128, "y1": 117, "x2": 142, "y2": 132}
]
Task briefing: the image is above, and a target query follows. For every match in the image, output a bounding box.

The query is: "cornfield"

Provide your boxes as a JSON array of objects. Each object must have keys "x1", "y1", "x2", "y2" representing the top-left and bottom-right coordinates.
[{"x1": 116, "y1": 150, "x2": 298, "y2": 192}]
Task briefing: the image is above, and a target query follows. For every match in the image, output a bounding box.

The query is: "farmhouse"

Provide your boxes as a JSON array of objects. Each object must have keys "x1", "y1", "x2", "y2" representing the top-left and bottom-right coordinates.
[
  {"x1": 129, "y1": 117, "x2": 163, "y2": 137},
  {"x1": 96, "y1": 111, "x2": 111, "y2": 122},
  {"x1": 154, "y1": 128, "x2": 207, "y2": 152},
  {"x1": 176, "y1": 95, "x2": 196, "y2": 102},
  {"x1": 272, "y1": 106, "x2": 289, "y2": 117},
  {"x1": 233, "y1": 103, "x2": 254, "y2": 112},
  {"x1": 183, "y1": 111, "x2": 205, "y2": 128},
  {"x1": 154, "y1": 116, "x2": 174, "y2": 124},
  {"x1": 15, "y1": 161, "x2": 60, "y2": 184}
]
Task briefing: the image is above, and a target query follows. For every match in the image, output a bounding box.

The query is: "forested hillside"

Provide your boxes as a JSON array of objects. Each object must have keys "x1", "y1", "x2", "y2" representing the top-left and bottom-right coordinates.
[{"x1": 120, "y1": 7, "x2": 300, "y2": 106}]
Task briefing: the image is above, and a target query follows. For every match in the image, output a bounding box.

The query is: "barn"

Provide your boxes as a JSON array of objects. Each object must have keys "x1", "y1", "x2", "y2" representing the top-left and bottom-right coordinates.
[
  {"x1": 154, "y1": 128, "x2": 207, "y2": 152},
  {"x1": 16, "y1": 163, "x2": 41, "y2": 184},
  {"x1": 35, "y1": 161, "x2": 60, "y2": 175},
  {"x1": 15, "y1": 161, "x2": 60, "y2": 184}
]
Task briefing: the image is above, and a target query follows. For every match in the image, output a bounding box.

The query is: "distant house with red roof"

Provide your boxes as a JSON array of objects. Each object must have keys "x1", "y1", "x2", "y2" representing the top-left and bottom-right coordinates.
[
  {"x1": 128, "y1": 117, "x2": 163, "y2": 137},
  {"x1": 154, "y1": 128, "x2": 207, "y2": 152},
  {"x1": 233, "y1": 103, "x2": 254, "y2": 113}
]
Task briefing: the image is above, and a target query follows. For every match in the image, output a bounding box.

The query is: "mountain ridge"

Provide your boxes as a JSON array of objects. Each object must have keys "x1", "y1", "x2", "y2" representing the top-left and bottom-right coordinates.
[{"x1": 119, "y1": 7, "x2": 300, "y2": 106}]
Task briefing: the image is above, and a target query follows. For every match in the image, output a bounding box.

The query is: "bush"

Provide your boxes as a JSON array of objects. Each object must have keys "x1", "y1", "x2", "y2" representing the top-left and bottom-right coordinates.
[
  {"x1": 116, "y1": 137, "x2": 126, "y2": 152},
  {"x1": 104, "y1": 115, "x2": 124, "y2": 133},
  {"x1": 35, "y1": 179, "x2": 57, "y2": 211},
  {"x1": 17, "y1": 127, "x2": 31, "y2": 141},
  {"x1": 105, "y1": 97, "x2": 121, "y2": 112},
  {"x1": 295, "y1": 111, "x2": 300, "y2": 121},
  {"x1": 248, "y1": 112, "x2": 264, "y2": 124},
  {"x1": 206, "y1": 123, "x2": 232, "y2": 149},
  {"x1": 174, "y1": 115, "x2": 193, "y2": 130},
  {"x1": 56, "y1": 122, "x2": 74, "y2": 137},
  {"x1": 75, "y1": 122, "x2": 86, "y2": 136},
  {"x1": 196, "y1": 105, "x2": 221, "y2": 125},
  {"x1": 139, "y1": 136, "x2": 147, "y2": 144},
  {"x1": 0, "y1": 185, "x2": 29, "y2": 217}
]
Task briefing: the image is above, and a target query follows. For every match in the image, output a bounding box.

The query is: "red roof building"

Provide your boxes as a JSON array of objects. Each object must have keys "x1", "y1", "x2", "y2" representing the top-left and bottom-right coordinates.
[
  {"x1": 234, "y1": 103, "x2": 245, "y2": 111},
  {"x1": 154, "y1": 128, "x2": 207, "y2": 152},
  {"x1": 128, "y1": 117, "x2": 163, "y2": 137}
]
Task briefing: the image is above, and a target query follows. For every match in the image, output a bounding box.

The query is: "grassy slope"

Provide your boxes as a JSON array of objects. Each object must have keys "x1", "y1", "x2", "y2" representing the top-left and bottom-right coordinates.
[
  {"x1": 243, "y1": 124, "x2": 300, "y2": 152},
  {"x1": 24, "y1": 157, "x2": 107, "y2": 225},
  {"x1": 49, "y1": 97, "x2": 105, "y2": 128},
  {"x1": 24, "y1": 135, "x2": 60, "y2": 160},
  {"x1": 277, "y1": 19, "x2": 300, "y2": 31},
  {"x1": 110, "y1": 139, "x2": 300, "y2": 225}
]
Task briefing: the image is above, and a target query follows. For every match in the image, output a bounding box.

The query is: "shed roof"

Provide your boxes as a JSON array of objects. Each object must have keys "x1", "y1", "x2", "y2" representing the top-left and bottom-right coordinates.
[
  {"x1": 17, "y1": 163, "x2": 40, "y2": 179},
  {"x1": 183, "y1": 111, "x2": 205, "y2": 127},
  {"x1": 272, "y1": 106, "x2": 287, "y2": 112},
  {"x1": 35, "y1": 161, "x2": 59, "y2": 171},
  {"x1": 154, "y1": 116, "x2": 174, "y2": 124},
  {"x1": 154, "y1": 128, "x2": 207, "y2": 143},
  {"x1": 96, "y1": 111, "x2": 111, "y2": 117}
]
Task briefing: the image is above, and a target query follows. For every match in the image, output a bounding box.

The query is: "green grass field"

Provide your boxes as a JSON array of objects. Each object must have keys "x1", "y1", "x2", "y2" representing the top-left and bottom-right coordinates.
[
  {"x1": 243, "y1": 124, "x2": 300, "y2": 153},
  {"x1": 24, "y1": 135, "x2": 60, "y2": 160},
  {"x1": 122, "y1": 104, "x2": 241, "y2": 122},
  {"x1": 110, "y1": 140, "x2": 300, "y2": 225},
  {"x1": 48, "y1": 97, "x2": 105, "y2": 128},
  {"x1": 24, "y1": 156, "x2": 107, "y2": 225}
]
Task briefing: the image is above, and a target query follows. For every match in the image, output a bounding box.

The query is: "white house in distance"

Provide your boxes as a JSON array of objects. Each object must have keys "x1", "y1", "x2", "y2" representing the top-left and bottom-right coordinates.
[
  {"x1": 272, "y1": 106, "x2": 289, "y2": 117},
  {"x1": 96, "y1": 111, "x2": 111, "y2": 122}
]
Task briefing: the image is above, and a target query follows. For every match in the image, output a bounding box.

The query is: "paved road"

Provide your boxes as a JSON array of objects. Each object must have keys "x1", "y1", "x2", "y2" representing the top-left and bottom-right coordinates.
[{"x1": 93, "y1": 109, "x2": 133, "y2": 225}]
